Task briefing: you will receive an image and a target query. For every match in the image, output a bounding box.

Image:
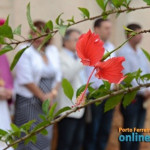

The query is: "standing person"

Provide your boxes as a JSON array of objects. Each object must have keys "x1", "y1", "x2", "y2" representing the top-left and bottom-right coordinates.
[
  {"x1": 0, "y1": 18, "x2": 13, "y2": 150},
  {"x1": 56, "y1": 29, "x2": 86, "y2": 150},
  {"x1": 118, "y1": 24, "x2": 150, "y2": 150},
  {"x1": 83, "y1": 18, "x2": 116, "y2": 150},
  {"x1": 14, "y1": 21, "x2": 61, "y2": 150}
]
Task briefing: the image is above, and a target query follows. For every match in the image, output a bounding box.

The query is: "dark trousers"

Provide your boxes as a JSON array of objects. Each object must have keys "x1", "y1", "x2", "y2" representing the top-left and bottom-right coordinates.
[
  {"x1": 83, "y1": 101, "x2": 114, "y2": 150},
  {"x1": 120, "y1": 94, "x2": 146, "y2": 150},
  {"x1": 57, "y1": 116, "x2": 85, "y2": 150}
]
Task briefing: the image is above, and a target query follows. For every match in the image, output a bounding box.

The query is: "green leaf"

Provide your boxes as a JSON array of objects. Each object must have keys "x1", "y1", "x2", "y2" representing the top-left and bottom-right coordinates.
[
  {"x1": 0, "y1": 25, "x2": 13, "y2": 39},
  {"x1": 40, "y1": 129, "x2": 48, "y2": 135},
  {"x1": 88, "y1": 84, "x2": 108, "y2": 99},
  {"x1": 78, "y1": 7, "x2": 90, "y2": 19},
  {"x1": 49, "y1": 102, "x2": 57, "y2": 119},
  {"x1": 10, "y1": 46, "x2": 28, "y2": 70},
  {"x1": 123, "y1": 69, "x2": 142, "y2": 86},
  {"x1": 25, "y1": 135, "x2": 37, "y2": 145},
  {"x1": 76, "y1": 83, "x2": 93, "y2": 98},
  {"x1": 55, "y1": 13, "x2": 63, "y2": 25},
  {"x1": 62, "y1": 78, "x2": 74, "y2": 100},
  {"x1": 58, "y1": 25, "x2": 68, "y2": 36},
  {"x1": 39, "y1": 114, "x2": 47, "y2": 121},
  {"x1": 0, "y1": 45, "x2": 13, "y2": 55},
  {"x1": 142, "y1": 48, "x2": 150, "y2": 62},
  {"x1": 26, "y1": 3, "x2": 37, "y2": 32},
  {"x1": 123, "y1": 90, "x2": 137, "y2": 108},
  {"x1": 96, "y1": 0, "x2": 108, "y2": 11},
  {"x1": 141, "y1": 74, "x2": 150, "y2": 81},
  {"x1": 67, "y1": 16, "x2": 75, "y2": 24},
  {"x1": 20, "y1": 120, "x2": 35, "y2": 132},
  {"x1": 4, "y1": 16, "x2": 9, "y2": 26},
  {"x1": 0, "y1": 36, "x2": 5, "y2": 44},
  {"x1": 104, "y1": 94, "x2": 124, "y2": 112},
  {"x1": 111, "y1": 0, "x2": 124, "y2": 8},
  {"x1": 42, "y1": 99, "x2": 50, "y2": 114},
  {"x1": 14, "y1": 24, "x2": 21, "y2": 35},
  {"x1": 54, "y1": 106, "x2": 71, "y2": 117},
  {"x1": 45, "y1": 20, "x2": 53, "y2": 31},
  {"x1": 123, "y1": 26, "x2": 134, "y2": 32},
  {"x1": 143, "y1": 0, "x2": 150, "y2": 5},
  {"x1": 0, "y1": 129, "x2": 8, "y2": 136},
  {"x1": 38, "y1": 34, "x2": 52, "y2": 50},
  {"x1": 11, "y1": 123, "x2": 19, "y2": 132},
  {"x1": 103, "y1": 80, "x2": 111, "y2": 90},
  {"x1": 32, "y1": 120, "x2": 49, "y2": 132}
]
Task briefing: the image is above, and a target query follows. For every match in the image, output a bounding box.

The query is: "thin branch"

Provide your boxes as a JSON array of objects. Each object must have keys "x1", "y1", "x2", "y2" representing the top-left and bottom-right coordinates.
[
  {"x1": 3, "y1": 82, "x2": 150, "y2": 150},
  {"x1": 6, "y1": 5, "x2": 150, "y2": 46}
]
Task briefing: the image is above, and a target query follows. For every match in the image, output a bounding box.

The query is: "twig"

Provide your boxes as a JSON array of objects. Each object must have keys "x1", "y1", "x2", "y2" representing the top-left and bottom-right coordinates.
[
  {"x1": 3, "y1": 82, "x2": 150, "y2": 150},
  {"x1": 6, "y1": 6, "x2": 150, "y2": 46}
]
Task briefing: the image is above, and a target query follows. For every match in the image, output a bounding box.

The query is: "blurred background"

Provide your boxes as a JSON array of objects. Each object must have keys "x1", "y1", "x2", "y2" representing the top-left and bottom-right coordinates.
[
  {"x1": 1, "y1": 0, "x2": 150, "y2": 61},
  {"x1": 1, "y1": 0, "x2": 150, "y2": 149}
]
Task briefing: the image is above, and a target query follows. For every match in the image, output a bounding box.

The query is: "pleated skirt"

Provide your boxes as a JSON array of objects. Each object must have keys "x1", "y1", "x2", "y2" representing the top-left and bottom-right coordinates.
[{"x1": 14, "y1": 78, "x2": 53, "y2": 150}]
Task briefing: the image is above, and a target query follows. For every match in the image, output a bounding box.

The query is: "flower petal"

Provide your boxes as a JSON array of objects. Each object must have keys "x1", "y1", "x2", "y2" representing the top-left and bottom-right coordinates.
[
  {"x1": 95, "y1": 57, "x2": 126, "y2": 84},
  {"x1": 76, "y1": 29, "x2": 105, "y2": 66}
]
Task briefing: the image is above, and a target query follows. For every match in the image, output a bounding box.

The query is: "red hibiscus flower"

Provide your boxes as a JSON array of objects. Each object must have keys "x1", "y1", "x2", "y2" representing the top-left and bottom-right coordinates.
[
  {"x1": 74, "y1": 30, "x2": 126, "y2": 106},
  {"x1": 76, "y1": 30, "x2": 104, "y2": 66},
  {"x1": 95, "y1": 57, "x2": 125, "y2": 84}
]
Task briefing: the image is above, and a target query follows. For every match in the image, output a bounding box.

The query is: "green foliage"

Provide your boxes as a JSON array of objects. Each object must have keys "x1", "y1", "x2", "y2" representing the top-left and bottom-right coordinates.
[
  {"x1": 142, "y1": 48, "x2": 150, "y2": 62},
  {"x1": 103, "y1": 80, "x2": 111, "y2": 90},
  {"x1": 10, "y1": 46, "x2": 29, "y2": 70},
  {"x1": 0, "y1": 36, "x2": 5, "y2": 44},
  {"x1": 38, "y1": 34, "x2": 52, "y2": 50},
  {"x1": 45, "y1": 20, "x2": 53, "y2": 31},
  {"x1": 0, "y1": 24, "x2": 13, "y2": 39},
  {"x1": 67, "y1": 16, "x2": 75, "y2": 24},
  {"x1": 42, "y1": 99, "x2": 50, "y2": 114},
  {"x1": 96, "y1": 0, "x2": 108, "y2": 11},
  {"x1": 20, "y1": 120, "x2": 35, "y2": 133},
  {"x1": 78, "y1": 7, "x2": 90, "y2": 19},
  {"x1": 62, "y1": 78, "x2": 74, "y2": 100},
  {"x1": 0, "y1": 45, "x2": 13, "y2": 55},
  {"x1": 123, "y1": 26, "x2": 133, "y2": 32},
  {"x1": 55, "y1": 13, "x2": 64, "y2": 25},
  {"x1": 54, "y1": 106, "x2": 71, "y2": 117},
  {"x1": 26, "y1": 3, "x2": 37, "y2": 32},
  {"x1": 123, "y1": 90, "x2": 137, "y2": 108},
  {"x1": 123, "y1": 69, "x2": 142, "y2": 86},
  {"x1": 143, "y1": 0, "x2": 150, "y2": 5},
  {"x1": 48, "y1": 102, "x2": 57, "y2": 119},
  {"x1": 76, "y1": 83, "x2": 93, "y2": 98},
  {"x1": 14, "y1": 25, "x2": 22, "y2": 35},
  {"x1": 104, "y1": 94, "x2": 124, "y2": 112},
  {"x1": 141, "y1": 74, "x2": 150, "y2": 81},
  {"x1": 88, "y1": 82, "x2": 111, "y2": 100},
  {"x1": 111, "y1": 0, "x2": 124, "y2": 8},
  {"x1": 57, "y1": 25, "x2": 68, "y2": 36},
  {"x1": 24, "y1": 135, "x2": 37, "y2": 145}
]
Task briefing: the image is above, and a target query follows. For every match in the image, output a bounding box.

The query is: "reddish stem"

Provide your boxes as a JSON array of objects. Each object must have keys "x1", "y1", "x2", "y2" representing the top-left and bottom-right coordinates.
[{"x1": 76, "y1": 67, "x2": 96, "y2": 106}]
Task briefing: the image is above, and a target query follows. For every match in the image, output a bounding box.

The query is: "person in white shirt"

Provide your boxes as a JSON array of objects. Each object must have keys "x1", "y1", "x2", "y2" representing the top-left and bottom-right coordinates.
[
  {"x1": 56, "y1": 29, "x2": 86, "y2": 150},
  {"x1": 117, "y1": 23, "x2": 150, "y2": 150},
  {"x1": 14, "y1": 21, "x2": 61, "y2": 150},
  {"x1": 83, "y1": 18, "x2": 116, "y2": 150}
]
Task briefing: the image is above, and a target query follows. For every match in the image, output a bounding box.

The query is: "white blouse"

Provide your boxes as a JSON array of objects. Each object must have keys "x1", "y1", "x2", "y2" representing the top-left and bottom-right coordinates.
[{"x1": 14, "y1": 44, "x2": 62, "y2": 98}]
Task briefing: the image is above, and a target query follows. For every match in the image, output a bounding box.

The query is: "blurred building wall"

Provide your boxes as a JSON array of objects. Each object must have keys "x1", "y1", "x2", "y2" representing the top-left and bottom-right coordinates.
[{"x1": 0, "y1": 0, "x2": 150, "y2": 62}]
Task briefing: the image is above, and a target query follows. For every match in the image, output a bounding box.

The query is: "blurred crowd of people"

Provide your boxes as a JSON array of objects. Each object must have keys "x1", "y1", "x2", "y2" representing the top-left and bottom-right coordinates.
[{"x1": 1, "y1": 17, "x2": 150, "y2": 150}]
